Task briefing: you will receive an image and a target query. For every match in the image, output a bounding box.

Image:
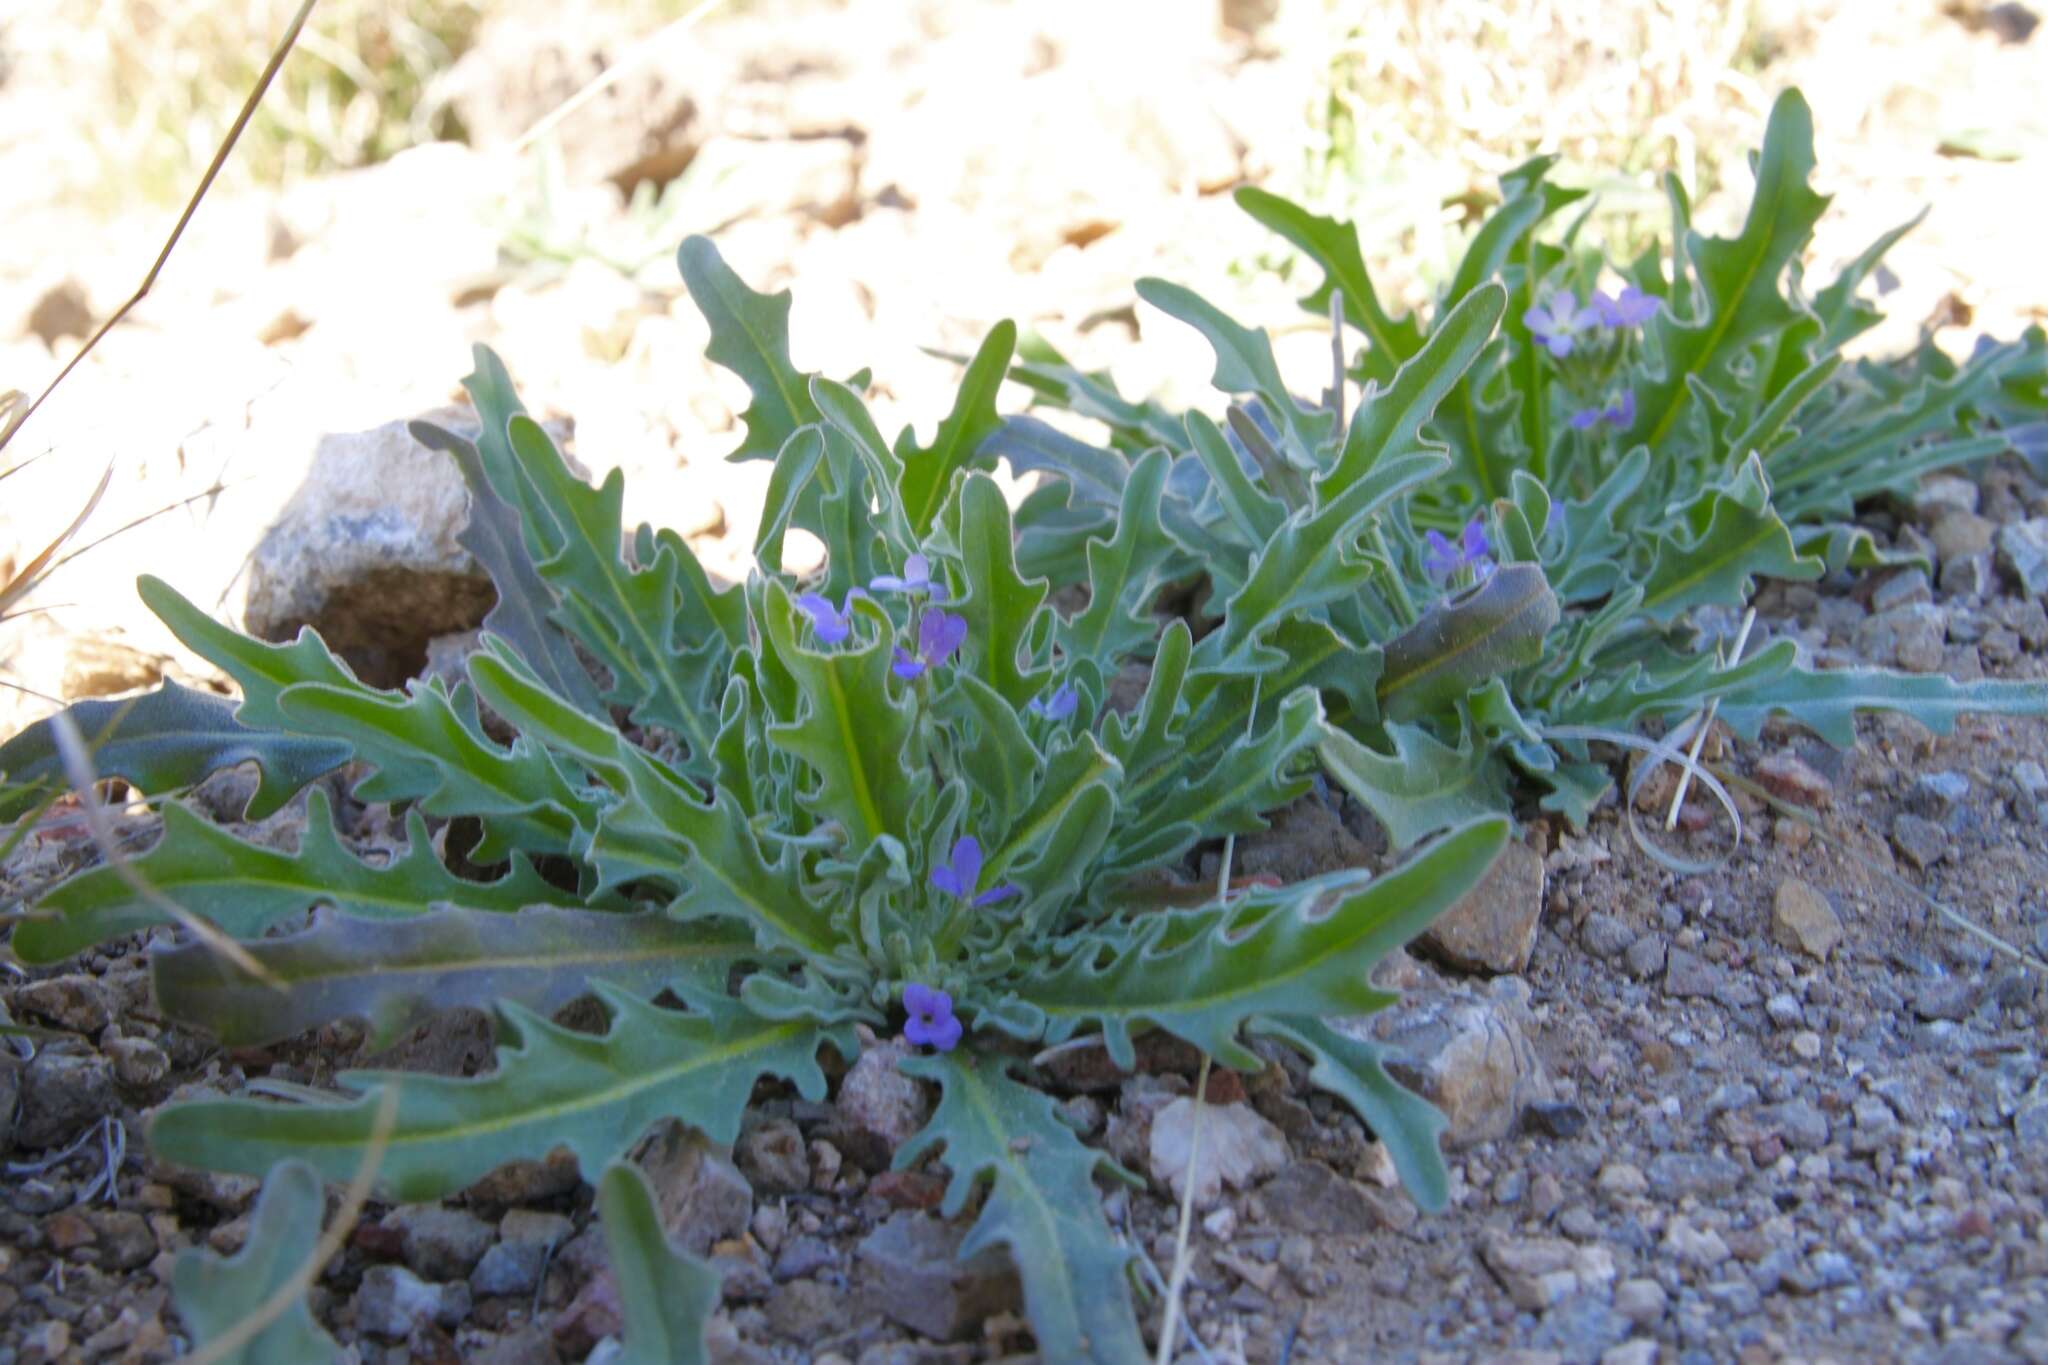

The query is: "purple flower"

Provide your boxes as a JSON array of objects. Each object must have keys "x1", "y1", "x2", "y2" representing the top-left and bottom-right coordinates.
[
  {"x1": 1027, "y1": 682, "x2": 1078, "y2": 721},
  {"x1": 1523, "y1": 291, "x2": 1596, "y2": 357},
  {"x1": 795, "y1": 591, "x2": 854, "y2": 644},
  {"x1": 870, "y1": 553, "x2": 949, "y2": 601},
  {"x1": 1424, "y1": 518, "x2": 1495, "y2": 582},
  {"x1": 902, "y1": 983, "x2": 962, "y2": 1052},
  {"x1": 1568, "y1": 389, "x2": 1637, "y2": 431},
  {"x1": 891, "y1": 608, "x2": 967, "y2": 680},
  {"x1": 930, "y1": 835, "x2": 1021, "y2": 907},
  {"x1": 1591, "y1": 285, "x2": 1659, "y2": 329}
]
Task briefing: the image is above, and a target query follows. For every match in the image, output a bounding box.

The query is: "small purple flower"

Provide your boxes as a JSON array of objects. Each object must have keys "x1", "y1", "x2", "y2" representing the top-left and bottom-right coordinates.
[
  {"x1": 1568, "y1": 389, "x2": 1637, "y2": 431},
  {"x1": 1591, "y1": 285, "x2": 1659, "y2": 330},
  {"x1": 930, "y1": 835, "x2": 1021, "y2": 907},
  {"x1": 902, "y1": 983, "x2": 962, "y2": 1052},
  {"x1": 1424, "y1": 518, "x2": 1495, "y2": 582},
  {"x1": 1027, "y1": 682, "x2": 1078, "y2": 721},
  {"x1": 1523, "y1": 291, "x2": 1596, "y2": 357},
  {"x1": 870, "y1": 553, "x2": 949, "y2": 601},
  {"x1": 795, "y1": 591, "x2": 854, "y2": 644},
  {"x1": 891, "y1": 608, "x2": 967, "y2": 680}
]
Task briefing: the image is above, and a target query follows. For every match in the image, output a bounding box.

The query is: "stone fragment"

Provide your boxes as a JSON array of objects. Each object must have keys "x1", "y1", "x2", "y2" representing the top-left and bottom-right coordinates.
[
  {"x1": 355, "y1": 1264, "x2": 471, "y2": 1339},
  {"x1": 1910, "y1": 770, "x2": 1971, "y2": 820},
  {"x1": 1755, "y1": 1099, "x2": 1831, "y2": 1150},
  {"x1": 1579, "y1": 912, "x2": 1635, "y2": 960},
  {"x1": 737, "y1": 1118, "x2": 810, "y2": 1195},
  {"x1": 770, "y1": 1235, "x2": 835, "y2": 1283},
  {"x1": 833, "y1": 1040, "x2": 931, "y2": 1170},
  {"x1": 1602, "y1": 1339, "x2": 1660, "y2": 1365},
  {"x1": 1914, "y1": 475, "x2": 1980, "y2": 522},
  {"x1": 11, "y1": 974, "x2": 115, "y2": 1034},
  {"x1": 1753, "y1": 752, "x2": 1833, "y2": 809},
  {"x1": 1596, "y1": 1163, "x2": 1648, "y2": 1198},
  {"x1": 1479, "y1": 1229, "x2": 1616, "y2": 1311},
  {"x1": 1258, "y1": 1160, "x2": 1382, "y2": 1235},
  {"x1": 85, "y1": 1210, "x2": 157, "y2": 1270},
  {"x1": 1661, "y1": 1217, "x2": 1731, "y2": 1269},
  {"x1": 1645, "y1": 1152, "x2": 1742, "y2": 1199},
  {"x1": 1933, "y1": 509, "x2": 1997, "y2": 560},
  {"x1": 1871, "y1": 568, "x2": 1932, "y2": 613},
  {"x1": 387, "y1": 1205, "x2": 496, "y2": 1281},
  {"x1": 471, "y1": 1240, "x2": 550, "y2": 1298},
  {"x1": 16, "y1": 1046, "x2": 115, "y2": 1149},
  {"x1": 1347, "y1": 978, "x2": 1550, "y2": 1147},
  {"x1": 1146, "y1": 1098, "x2": 1289, "y2": 1207},
  {"x1": 855, "y1": 1212, "x2": 1021, "y2": 1341},
  {"x1": 764, "y1": 1277, "x2": 840, "y2": 1342},
  {"x1": 1771, "y1": 879, "x2": 1844, "y2": 961},
  {"x1": 1913, "y1": 976, "x2": 1980, "y2": 1022},
  {"x1": 638, "y1": 1122, "x2": 753, "y2": 1257},
  {"x1": 1419, "y1": 840, "x2": 1546, "y2": 975},
  {"x1": 1849, "y1": 1096, "x2": 1900, "y2": 1155},
  {"x1": 1996, "y1": 518, "x2": 2048, "y2": 595},
  {"x1": 1623, "y1": 933, "x2": 1668, "y2": 980},
  {"x1": 1661, "y1": 948, "x2": 1721, "y2": 999},
  {"x1": 1891, "y1": 812, "x2": 1949, "y2": 870},
  {"x1": 1940, "y1": 549, "x2": 1996, "y2": 599},
  {"x1": 464, "y1": 1150, "x2": 583, "y2": 1208},
  {"x1": 242, "y1": 407, "x2": 573, "y2": 687},
  {"x1": 104, "y1": 1035, "x2": 170, "y2": 1090}
]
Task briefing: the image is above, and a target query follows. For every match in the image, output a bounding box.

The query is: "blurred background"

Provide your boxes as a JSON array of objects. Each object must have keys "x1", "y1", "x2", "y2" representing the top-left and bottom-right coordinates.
[{"x1": 0, "y1": 0, "x2": 2043, "y2": 731}]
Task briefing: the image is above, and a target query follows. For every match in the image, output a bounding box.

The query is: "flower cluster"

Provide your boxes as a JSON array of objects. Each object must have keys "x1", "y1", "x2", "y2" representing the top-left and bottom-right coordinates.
[
  {"x1": 1524, "y1": 284, "x2": 1659, "y2": 358},
  {"x1": 1423, "y1": 517, "x2": 1495, "y2": 584}
]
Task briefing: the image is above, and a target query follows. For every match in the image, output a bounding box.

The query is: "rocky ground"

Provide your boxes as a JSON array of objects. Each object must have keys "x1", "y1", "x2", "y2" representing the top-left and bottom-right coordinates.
[{"x1": 4, "y1": 1, "x2": 2048, "y2": 1362}]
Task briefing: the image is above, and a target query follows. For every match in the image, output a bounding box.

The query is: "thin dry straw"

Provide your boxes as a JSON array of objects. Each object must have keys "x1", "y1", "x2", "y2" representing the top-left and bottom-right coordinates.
[
  {"x1": 0, "y1": 0, "x2": 321, "y2": 460},
  {"x1": 183, "y1": 1085, "x2": 401, "y2": 1365},
  {"x1": 1666, "y1": 606, "x2": 1756, "y2": 829},
  {"x1": 45, "y1": 710, "x2": 282, "y2": 988}
]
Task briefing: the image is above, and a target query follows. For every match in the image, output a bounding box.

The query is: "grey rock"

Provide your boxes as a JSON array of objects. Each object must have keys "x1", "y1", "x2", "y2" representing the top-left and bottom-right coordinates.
[
  {"x1": 1890, "y1": 812, "x2": 1949, "y2": 870},
  {"x1": 1614, "y1": 1276, "x2": 1668, "y2": 1328},
  {"x1": 242, "y1": 407, "x2": 571, "y2": 687},
  {"x1": 387, "y1": 1205, "x2": 496, "y2": 1281},
  {"x1": 1480, "y1": 1228, "x2": 1616, "y2": 1310},
  {"x1": 471, "y1": 1240, "x2": 550, "y2": 1297},
  {"x1": 1753, "y1": 752, "x2": 1834, "y2": 809},
  {"x1": 16, "y1": 1046, "x2": 115, "y2": 1150},
  {"x1": 1849, "y1": 1095, "x2": 1901, "y2": 1155},
  {"x1": 498, "y1": 1208, "x2": 573, "y2": 1252},
  {"x1": 1624, "y1": 933, "x2": 1669, "y2": 980},
  {"x1": 1913, "y1": 976, "x2": 1980, "y2": 1022},
  {"x1": 737, "y1": 1118, "x2": 809, "y2": 1196},
  {"x1": 1646, "y1": 1152, "x2": 1743, "y2": 1199},
  {"x1": 1996, "y1": 517, "x2": 2048, "y2": 595},
  {"x1": 1419, "y1": 839, "x2": 1546, "y2": 975},
  {"x1": 1914, "y1": 475, "x2": 1980, "y2": 522},
  {"x1": 1259, "y1": 1159, "x2": 1380, "y2": 1235},
  {"x1": 11, "y1": 975, "x2": 115, "y2": 1034},
  {"x1": 1662, "y1": 947, "x2": 1721, "y2": 999},
  {"x1": 1909, "y1": 770, "x2": 1971, "y2": 820},
  {"x1": 1765, "y1": 992, "x2": 1803, "y2": 1027},
  {"x1": 1755, "y1": 1100, "x2": 1830, "y2": 1150},
  {"x1": 763, "y1": 1277, "x2": 841, "y2": 1342},
  {"x1": 1348, "y1": 978, "x2": 1551, "y2": 1146},
  {"x1": 1580, "y1": 912, "x2": 1636, "y2": 960},
  {"x1": 86, "y1": 1210, "x2": 157, "y2": 1270},
  {"x1": 469, "y1": 1328, "x2": 562, "y2": 1365},
  {"x1": 833, "y1": 1041, "x2": 931, "y2": 1170},
  {"x1": 1940, "y1": 550, "x2": 1996, "y2": 599},
  {"x1": 771, "y1": 1235, "x2": 835, "y2": 1282},
  {"x1": 355, "y1": 1264, "x2": 472, "y2": 1339},
  {"x1": 104, "y1": 1035, "x2": 170, "y2": 1091},
  {"x1": 639, "y1": 1121, "x2": 753, "y2": 1257},
  {"x1": 2015, "y1": 1100, "x2": 2048, "y2": 1146},
  {"x1": 1870, "y1": 568, "x2": 1932, "y2": 613},
  {"x1": 855, "y1": 1212, "x2": 1021, "y2": 1341}
]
